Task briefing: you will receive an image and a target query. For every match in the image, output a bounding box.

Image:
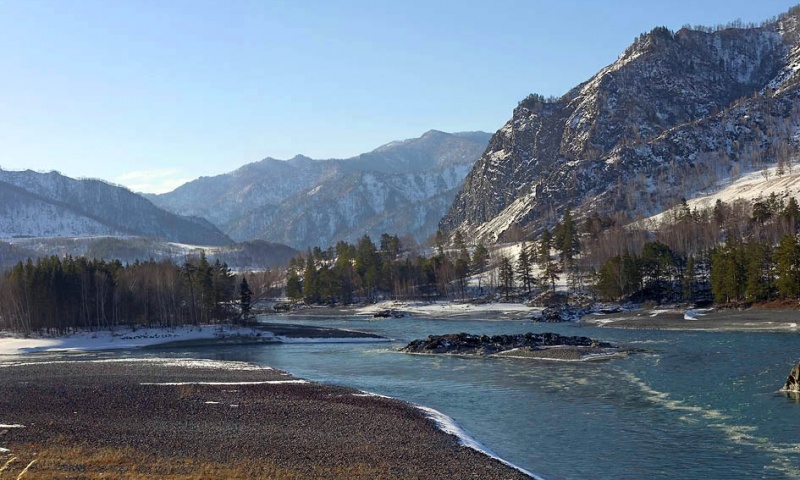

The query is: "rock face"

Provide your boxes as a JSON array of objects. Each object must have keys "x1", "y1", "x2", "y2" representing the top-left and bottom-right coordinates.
[
  {"x1": 440, "y1": 6, "x2": 800, "y2": 242},
  {"x1": 401, "y1": 332, "x2": 612, "y2": 356},
  {"x1": 784, "y1": 361, "x2": 800, "y2": 392}
]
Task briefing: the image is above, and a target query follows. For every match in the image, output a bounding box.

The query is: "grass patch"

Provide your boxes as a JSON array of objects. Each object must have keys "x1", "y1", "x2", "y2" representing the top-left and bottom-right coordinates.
[{"x1": 1, "y1": 443, "x2": 397, "y2": 479}]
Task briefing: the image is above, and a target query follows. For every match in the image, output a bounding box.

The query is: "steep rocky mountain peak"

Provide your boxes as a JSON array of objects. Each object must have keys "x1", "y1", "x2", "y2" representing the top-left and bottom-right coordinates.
[{"x1": 440, "y1": 6, "x2": 800, "y2": 243}]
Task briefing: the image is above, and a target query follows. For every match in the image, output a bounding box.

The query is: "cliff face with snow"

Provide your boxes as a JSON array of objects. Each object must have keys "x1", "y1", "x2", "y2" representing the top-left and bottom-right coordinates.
[
  {"x1": 0, "y1": 170, "x2": 231, "y2": 246},
  {"x1": 441, "y1": 7, "x2": 800, "y2": 242},
  {"x1": 150, "y1": 130, "x2": 491, "y2": 248}
]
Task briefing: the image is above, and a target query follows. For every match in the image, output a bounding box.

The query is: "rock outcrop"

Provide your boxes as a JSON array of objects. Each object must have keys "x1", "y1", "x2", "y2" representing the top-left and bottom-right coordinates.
[
  {"x1": 784, "y1": 361, "x2": 800, "y2": 393},
  {"x1": 401, "y1": 332, "x2": 612, "y2": 356}
]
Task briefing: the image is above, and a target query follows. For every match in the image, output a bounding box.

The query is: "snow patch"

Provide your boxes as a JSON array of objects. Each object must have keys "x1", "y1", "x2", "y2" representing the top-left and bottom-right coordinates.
[
  {"x1": 141, "y1": 380, "x2": 308, "y2": 386},
  {"x1": 417, "y1": 405, "x2": 542, "y2": 479}
]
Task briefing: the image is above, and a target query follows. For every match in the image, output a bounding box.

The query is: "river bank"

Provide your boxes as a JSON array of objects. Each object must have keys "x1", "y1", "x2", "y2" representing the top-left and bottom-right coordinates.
[
  {"x1": 276, "y1": 299, "x2": 800, "y2": 333},
  {"x1": 582, "y1": 307, "x2": 800, "y2": 331},
  {"x1": 0, "y1": 358, "x2": 533, "y2": 479},
  {"x1": 0, "y1": 323, "x2": 387, "y2": 356}
]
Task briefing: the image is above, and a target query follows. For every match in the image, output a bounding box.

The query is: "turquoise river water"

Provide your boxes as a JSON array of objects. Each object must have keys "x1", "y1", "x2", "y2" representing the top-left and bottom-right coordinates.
[{"x1": 19, "y1": 315, "x2": 800, "y2": 479}]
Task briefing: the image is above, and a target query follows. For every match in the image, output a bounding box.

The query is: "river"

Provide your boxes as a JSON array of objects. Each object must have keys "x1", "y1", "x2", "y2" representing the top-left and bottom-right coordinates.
[{"x1": 34, "y1": 315, "x2": 800, "y2": 479}]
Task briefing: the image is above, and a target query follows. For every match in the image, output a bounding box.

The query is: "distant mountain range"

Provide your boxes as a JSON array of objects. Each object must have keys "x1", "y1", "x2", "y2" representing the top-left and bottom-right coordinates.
[
  {"x1": 148, "y1": 130, "x2": 491, "y2": 249},
  {"x1": 12, "y1": 7, "x2": 800, "y2": 257},
  {"x1": 440, "y1": 6, "x2": 800, "y2": 242},
  {"x1": 0, "y1": 169, "x2": 231, "y2": 245},
  {"x1": 0, "y1": 130, "x2": 490, "y2": 263}
]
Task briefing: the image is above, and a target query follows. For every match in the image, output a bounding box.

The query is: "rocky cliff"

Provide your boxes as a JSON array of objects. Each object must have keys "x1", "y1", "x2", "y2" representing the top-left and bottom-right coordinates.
[{"x1": 441, "y1": 7, "x2": 800, "y2": 243}]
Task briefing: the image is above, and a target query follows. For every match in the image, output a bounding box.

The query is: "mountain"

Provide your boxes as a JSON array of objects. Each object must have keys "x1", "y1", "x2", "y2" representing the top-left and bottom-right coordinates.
[
  {"x1": 150, "y1": 130, "x2": 491, "y2": 248},
  {"x1": 0, "y1": 169, "x2": 232, "y2": 246},
  {"x1": 440, "y1": 6, "x2": 800, "y2": 242}
]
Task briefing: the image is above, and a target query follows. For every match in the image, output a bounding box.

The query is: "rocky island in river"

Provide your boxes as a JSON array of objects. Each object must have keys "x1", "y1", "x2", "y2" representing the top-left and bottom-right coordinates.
[{"x1": 401, "y1": 332, "x2": 628, "y2": 361}]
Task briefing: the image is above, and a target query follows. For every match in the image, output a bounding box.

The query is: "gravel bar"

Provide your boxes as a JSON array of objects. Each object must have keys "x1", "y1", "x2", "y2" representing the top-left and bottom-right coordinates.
[{"x1": 0, "y1": 359, "x2": 531, "y2": 479}]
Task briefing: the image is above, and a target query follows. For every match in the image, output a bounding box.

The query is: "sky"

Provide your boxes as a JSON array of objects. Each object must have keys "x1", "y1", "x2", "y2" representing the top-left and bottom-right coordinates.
[{"x1": 0, "y1": 1, "x2": 798, "y2": 193}]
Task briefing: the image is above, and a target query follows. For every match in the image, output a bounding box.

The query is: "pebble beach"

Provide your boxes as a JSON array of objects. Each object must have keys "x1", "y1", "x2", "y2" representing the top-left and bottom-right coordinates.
[{"x1": 0, "y1": 358, "x2": 532, "y2": 479}]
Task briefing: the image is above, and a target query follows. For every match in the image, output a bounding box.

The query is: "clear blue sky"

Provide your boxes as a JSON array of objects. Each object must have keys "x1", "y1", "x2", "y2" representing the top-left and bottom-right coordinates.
[{"x1": 0, "y1": 0, "x2": 797, "y2": 193}]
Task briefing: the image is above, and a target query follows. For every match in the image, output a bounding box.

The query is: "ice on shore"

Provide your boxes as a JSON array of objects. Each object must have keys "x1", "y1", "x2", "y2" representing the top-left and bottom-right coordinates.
[
  {"x1": 416, "y1": 405, "x2": 543, "y2": 480},
  {"x1": 140, "y1": 380, "x2": 309, "y2": 386},
  {"x1": 355, "y1": 300, "x2": 539, "y2": 318},
  {"x1": 0, "y1": 325, "x2": 388, "y2": 356},
  {"x1": 684, "y1": 308, "x2": 712, "y2": 321}
]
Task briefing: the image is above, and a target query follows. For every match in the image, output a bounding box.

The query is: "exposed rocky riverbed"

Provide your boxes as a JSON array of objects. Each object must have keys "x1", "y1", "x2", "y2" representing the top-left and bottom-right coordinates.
[{"x1": 0, "y1": 359, "x2": 531, "y2": 479}]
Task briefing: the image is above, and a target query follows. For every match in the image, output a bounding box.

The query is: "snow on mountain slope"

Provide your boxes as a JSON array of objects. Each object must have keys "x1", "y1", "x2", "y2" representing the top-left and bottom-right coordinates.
[
  {"x1": 0, "y1": 170, "x2": 232, "y2": 245},
  {"x1": 642, "y1": 165, "x2": 800, "y2": 226},
  {"x1": 441, "y1": 6, "x2": 800, "y2": 243},
  {"x1": 151, "y1": 130, "x2": 491, "y2": 248}
]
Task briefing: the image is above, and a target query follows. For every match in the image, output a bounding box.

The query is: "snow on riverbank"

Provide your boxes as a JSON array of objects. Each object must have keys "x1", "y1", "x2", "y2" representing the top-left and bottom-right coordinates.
[
  {"x1": 355, "y1": 300, "x2": 539, "y2": 318},
  {"x1": 416, "y1": 405, "x2": 543, "y2": 480},
  {"x1": 0, "y1": 325, "x2": 248, "y2": 355},
  {"x1": 0, "y1": 324, "x2": 387, "y2": 356}
]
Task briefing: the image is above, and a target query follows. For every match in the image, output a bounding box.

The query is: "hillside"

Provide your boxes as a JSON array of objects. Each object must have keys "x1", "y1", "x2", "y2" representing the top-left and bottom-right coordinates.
[
  {"x1": 0, "y1": 169, "x2": 232, "y2": 246},
  {"x1": 150, "y1": 130, "x2": 491, "y2": 248},
  {"x1": 440, "y1": 6, "x2": 800, "y2": 243}
]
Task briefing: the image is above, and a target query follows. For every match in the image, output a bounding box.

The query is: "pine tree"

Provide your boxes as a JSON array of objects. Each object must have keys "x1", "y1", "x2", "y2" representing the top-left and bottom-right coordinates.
[
  {"x1": 239, "y1": 276, "x2": 252, "y2": 320},
  {"x1": 554, "y1": 208, "x2": 580, "y2": 266},
  {"x1": 745, "y1": 242, "x2": 772, "y2": 302},
  {"x1": 774, "y1": 235, "x2": 800, "y2": 299},
  {"x1": 471, "y1": 243, "x2": 489, "y2": 273},
  {"x1": 498, "y1": 256, "x2": 515, "y2": 300},
  {"x1": 682, "y1": 255, "x2": 695, "y2": 301},
  {"x1": 303, "y1": 257, "x2": 319, "y2": 304},
  {"x1": 783, "y1": 197, "x2": 800, "y2": 233},
  {"x1": 286, "y1": 268, "x2": 303, "y2": 301},
  {"x1": 516, "y1": 242, "x2": 534, "y2": 295}
]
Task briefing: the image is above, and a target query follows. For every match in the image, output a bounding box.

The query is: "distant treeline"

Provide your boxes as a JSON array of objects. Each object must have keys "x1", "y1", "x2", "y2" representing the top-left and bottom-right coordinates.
[
  {"x1": 294, "y1": 192, "x2": 800, "y2": 308},
  {"x1": 0, "y1": 252, "x2": 239, "y2": 334},
  {"x1": 590, "y1": 194, "x2": 800, "y2": 304},
  {"x1": 287, "y1": 232, "x2": 491, "y2": 304}
]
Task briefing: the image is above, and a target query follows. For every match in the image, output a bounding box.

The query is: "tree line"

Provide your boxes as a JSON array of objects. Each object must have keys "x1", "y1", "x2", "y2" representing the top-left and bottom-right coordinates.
[
  {"x1": 290, "y1": 192, "x2": 800, "y2": 308},
  {"x1": 591, "y1": 194, "x2": 800, "y2": 304},
  {"x1": 0, "y1": 252, "x2": 241, "y2": 334}
]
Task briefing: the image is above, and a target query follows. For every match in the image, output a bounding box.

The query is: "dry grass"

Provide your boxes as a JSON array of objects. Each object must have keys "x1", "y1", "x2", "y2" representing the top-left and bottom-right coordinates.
[{"x1": 1, "y1": 444, "x2": 394, "y2": 480}]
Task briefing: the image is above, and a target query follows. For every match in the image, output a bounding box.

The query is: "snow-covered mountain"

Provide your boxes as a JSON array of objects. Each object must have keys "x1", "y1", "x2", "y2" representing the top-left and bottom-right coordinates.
[
  {"x1": 150, "y1": 130, "x2": 491, "y2": 248},
  {"x1": 440, "y1": 6, "x2": 800, "y2": 243},
  {"x1": 0, "y1": 169, "x2": 232, "y2": 246}
]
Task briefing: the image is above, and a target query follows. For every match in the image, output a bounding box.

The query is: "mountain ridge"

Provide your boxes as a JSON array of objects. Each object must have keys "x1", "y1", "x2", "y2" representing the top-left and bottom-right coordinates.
[
  {"x1": 440, "y1": 6, "x2": 800, "y2": 243},
  {"x1": 0, "y1": 169, "x2": 232, "y2": 246},
  {"x1": 150, "y1": 130, "x2": 492, "y2": 248}
]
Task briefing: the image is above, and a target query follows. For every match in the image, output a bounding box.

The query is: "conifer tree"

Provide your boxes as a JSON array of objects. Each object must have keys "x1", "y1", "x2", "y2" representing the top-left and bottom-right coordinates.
[
  {"x1": 775, "y1": 235, "x2": 800, "y2": 299},
  {"x1": 286, "y1": 269, "x2": 303, "y2": 301},
  {"x1": 239, "y1": 276, "x2": 252, "y2": 319},
  {"x1": 516, "y1": 242, "x2": 534, "y2": 295},
  {"x1": 498, "y1": 256, "x2": 515, "y2": 300}
]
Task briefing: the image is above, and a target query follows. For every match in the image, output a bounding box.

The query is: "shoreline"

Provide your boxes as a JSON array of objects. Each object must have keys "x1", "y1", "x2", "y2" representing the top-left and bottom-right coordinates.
[
  {"x1": 278, "y1": 299, "x2": 800, "y2": 333},
  {"x1": 581, "y1": 307, "x2": 800, "y2": 332},
  {"x1": 0, "y1": 358, "x2": 534, "y2": 479},
  {"x1": 0, "y1": 322, "x2": 388, "y2": 356}
]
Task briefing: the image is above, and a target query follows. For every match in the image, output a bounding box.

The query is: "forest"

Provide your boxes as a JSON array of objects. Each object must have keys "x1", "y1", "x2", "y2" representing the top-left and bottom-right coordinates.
[
  {"x1": 290, "y1": 193, "x2": 800, "y2": 308},
  {"x1": 0, "y1": 252, "x2": 243, "y2": 334},
  {"x1": 2, "y1": 191, "x2": 800, "y2": 334}
]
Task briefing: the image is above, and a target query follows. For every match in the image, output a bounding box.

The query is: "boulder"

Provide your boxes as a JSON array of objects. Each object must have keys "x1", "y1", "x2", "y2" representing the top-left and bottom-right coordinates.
[
  {"x1": 536, "y1": 305, "x2": 588, "y2": 322},
  {"x1": 784, "y1": 361, "x2": 800, "y2": 393},
  {"x1": 373, "y1": 309, "x2": 409, "y2": 318}
]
